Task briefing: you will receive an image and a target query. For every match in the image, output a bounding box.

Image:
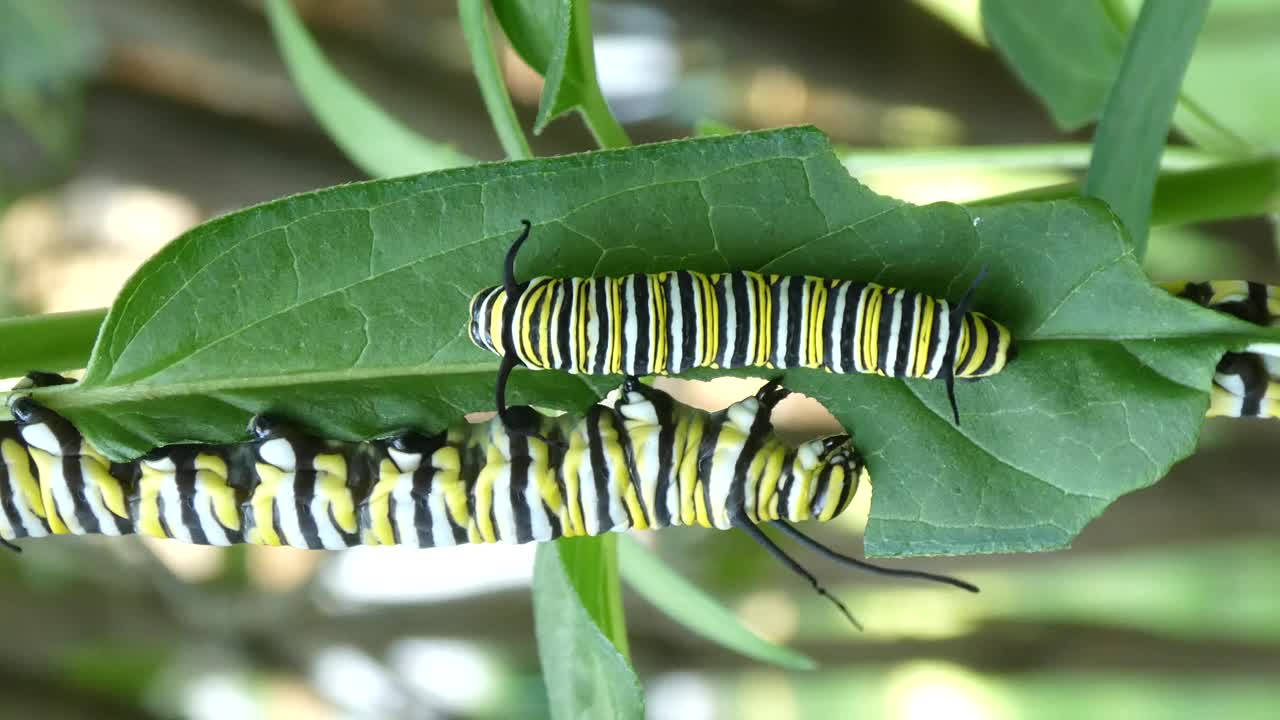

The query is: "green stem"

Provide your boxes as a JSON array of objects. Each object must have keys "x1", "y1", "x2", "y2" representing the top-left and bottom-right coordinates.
[
  {"x1": 1149, "y1": 157, "x2": 1280, "y2": 227},
  {"x1": 969, "y1": 156, "x2": 1280, "y2": 227},
  {"x1": 571, "y1": 0, "x2": 630, "y2": 150},
  {"x1": 0, "y1": 308, "x2": 104, "y2": 379},
  {"x1": 458, "y1": 0, "x2": 533, "y2": 160},
  {"x1": 579, "y1": 87, "x2": 631, "y2": 150},
  {"x1": 841, "y1": 143, "x2": 1218, "y2": 173}
]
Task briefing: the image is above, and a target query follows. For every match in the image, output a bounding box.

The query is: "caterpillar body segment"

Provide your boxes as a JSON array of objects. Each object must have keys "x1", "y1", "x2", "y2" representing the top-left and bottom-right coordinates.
[
  {"x1": 1162, "y1": 280, "x2": 1280, "y2": 419},
  {"x1": 469, "y1": 222, "x2": 1016, "y2": 425}
]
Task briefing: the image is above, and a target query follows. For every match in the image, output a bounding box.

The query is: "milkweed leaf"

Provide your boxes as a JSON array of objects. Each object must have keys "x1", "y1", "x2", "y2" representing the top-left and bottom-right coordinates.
[{"x1": 28, "y1": 127, "x2": 1280, "y2": 556}]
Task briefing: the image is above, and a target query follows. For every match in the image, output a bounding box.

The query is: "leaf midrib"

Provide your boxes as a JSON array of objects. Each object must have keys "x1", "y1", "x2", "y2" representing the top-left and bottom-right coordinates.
[{"x1": 41, "y1": 360, "x2": 506, "y2": 410}]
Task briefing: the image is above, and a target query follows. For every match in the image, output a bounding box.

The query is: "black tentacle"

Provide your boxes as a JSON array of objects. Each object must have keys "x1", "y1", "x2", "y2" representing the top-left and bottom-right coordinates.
[
  {"x1": 772, "y1": 520, "x2": 977, "y2": 592},
  {"x1": 942, "y1": 267, "x2": 989, "y2": 425},
  {"x1": 495, "y1": 351, "x2": 566, "y2": 450},
  {"x1": 734, "y1": 513, "x2": 862, "y2": 630},
  {"x1": 504, "y1": 219, "x2": 533, "y2": 296}
]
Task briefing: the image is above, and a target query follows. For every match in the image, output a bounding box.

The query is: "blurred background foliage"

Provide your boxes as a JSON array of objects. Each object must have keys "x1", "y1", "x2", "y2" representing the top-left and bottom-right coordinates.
[{"x1": 0, "y1": 0, "x2": 1276, "y2": 718}]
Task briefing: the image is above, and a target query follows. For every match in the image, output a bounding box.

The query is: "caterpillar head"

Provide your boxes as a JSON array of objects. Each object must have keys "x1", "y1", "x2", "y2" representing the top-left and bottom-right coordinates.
[
  {"x1": 8, "y1": 396, "x2": 78, "y2": 456},
  {"x1": 468, "y1": 285, "x2": 508, "y2": 356},
  {"x1": 785, "y1": 435, "x2": 866, "y2": 523}
]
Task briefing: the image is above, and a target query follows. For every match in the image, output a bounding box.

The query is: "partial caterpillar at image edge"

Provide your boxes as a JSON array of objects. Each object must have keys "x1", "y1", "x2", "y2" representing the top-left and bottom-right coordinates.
[
  {"x1": 1, "y1": 376, "x2": 860, "y2": 548},
  {"x1": 1, "y1": 374, "x2": 977, "y2": 627},
  {"x1": 1162, "y1": 280, "x2": 1280, "y2": 419},
  {"x1": 469, "y1": 221, "x2": 1016, "y2": 427}
]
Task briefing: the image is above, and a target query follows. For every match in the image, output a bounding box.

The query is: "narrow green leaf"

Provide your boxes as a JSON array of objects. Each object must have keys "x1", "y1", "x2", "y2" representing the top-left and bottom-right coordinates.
[
  {"x1": 968, "y1": 156, "x2": 1280, "y2": 227},
  {"x1": 533, "y1": 542, "x2": 644, "y2": 720},
  {"x1": 618, "y1": 536, "x2": 816, "y2": 670},
  {"x1": 458, "y1": 0, "x2": 532, "y2": 160},
  {"x1": 29, "y1": 128, "x2": 1280, "y2": 556},
  {"x1": 491, "y1": 0, "x2": 630, "y2": 147},
  {"x1": 0, "y1": 308, "x2": 104, "y2": 379},
  {"x1": 265, "y1": 0, "x2": 471, "y2": 177},
  {"x1": 490, "y1": 0, "x2": 559, "y2": 78},
  {"x1": 557, "y1": 535, "x2": 629, "y2": 656},
  {"x1": 1083, "y1": 0, "x2": 1209, "y2": 255}
]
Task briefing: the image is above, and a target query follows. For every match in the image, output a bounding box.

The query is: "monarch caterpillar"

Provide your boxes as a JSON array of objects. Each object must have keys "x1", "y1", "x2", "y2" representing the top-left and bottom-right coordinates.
[
  {"x1": 1163, "y1": 280, "x2": 1280, "y2": 418},
  {"x1": 469, "y1": 221, "x2": 1016, "y2": 428},
  {"x1": 2, "y1": 373, "x2": 975, "y2": 626}
]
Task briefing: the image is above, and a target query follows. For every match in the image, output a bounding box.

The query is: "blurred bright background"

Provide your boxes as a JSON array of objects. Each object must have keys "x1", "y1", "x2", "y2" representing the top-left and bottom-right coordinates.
[{"x1": 1, "y1": 1, "x2": 1278, "y2": 718}]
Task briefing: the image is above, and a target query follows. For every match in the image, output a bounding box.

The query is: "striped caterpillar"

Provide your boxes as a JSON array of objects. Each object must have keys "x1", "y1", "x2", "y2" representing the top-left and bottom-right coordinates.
[
  {"x1": 469, "y1": 221, "x2": 1015, "y2": 428},
  {"x1": 2, "y1": 373, "x2": 976, "y2": 626},
  {"x1": 1163, "y1": 280, "x2": 1280, "y2": 418}
]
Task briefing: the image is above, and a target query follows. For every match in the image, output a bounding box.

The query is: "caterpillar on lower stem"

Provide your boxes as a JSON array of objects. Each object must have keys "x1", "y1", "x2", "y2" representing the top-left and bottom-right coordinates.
[
  {"x1": 468, "y1": 221, "x2": 1016, "y2": 428},
  {"x1": 2, "y1": 373, "x2": 976, "y2": 628},
  {"x1": 1162, "y1": 280, "x2": 1280, "y2": 418}
]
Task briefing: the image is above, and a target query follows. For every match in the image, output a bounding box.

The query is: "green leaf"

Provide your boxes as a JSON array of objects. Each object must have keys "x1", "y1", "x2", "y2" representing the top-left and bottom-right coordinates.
[
  {"x1": 533, "y1": 541, "x2": 644, "y2": 720},
  {"x1": 491, "y1": 0, "x2": 630, "y2": 147},
  {"x1": 981, "y1": 0, "x2": 1127, "y2": 130},
  {"x1": 557, "y1": 535, "x2": 629, "y2": 657},
  {"x1": 28, "y1": 127, "x2": 1280, "y2": 556},
  {"x1": 618, "y1": 536, "x2": 816, "y2": 670},
  {"x1": 458, "y1": 0, "x2": 533, "y2": 160},
  {"x1": 1083, "y1": 0, "x2": 1208, "y2": 255},
  {"x1": 265, "y1": 0, "x2": 471, "y2": 177}
]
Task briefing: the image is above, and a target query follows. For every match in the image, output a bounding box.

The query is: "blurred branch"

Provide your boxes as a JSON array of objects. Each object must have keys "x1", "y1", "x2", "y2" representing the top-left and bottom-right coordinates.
[
  {"x1": 0, "y1": 308, "x2": 104, "y2": 379},
  {"x1": 840, "y1": 142, "x2": 1219, "y2": 174},
  {"x1": 0, "y1": 661, "x2": 167, "y2": 720},
  {"x1": 970, "y1": 156, "x2": 1280, "y2": 226}
]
